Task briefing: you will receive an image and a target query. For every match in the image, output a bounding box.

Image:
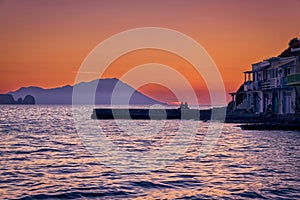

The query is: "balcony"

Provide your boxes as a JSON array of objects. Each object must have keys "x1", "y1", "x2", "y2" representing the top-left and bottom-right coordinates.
[
  {"x1": 286, "y1": 73, "x2": 300, "y2": 86},
  {"x1": 254, "y1": 81, "x2": 261, "y2": 90},
  {"x1": 270, "y1": 77, "x2": 285, "y2": 88},
  {"x1": 270, "y1": 78, "x2": 276, "y2": 88},
  {"x1": 244, "y1": 81, "x2": 253, "y2": 91}
]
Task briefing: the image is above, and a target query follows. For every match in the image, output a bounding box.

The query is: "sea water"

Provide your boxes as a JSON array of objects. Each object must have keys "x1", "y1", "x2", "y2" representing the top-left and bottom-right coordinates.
[{"x1": 0, "y1": 105, "x2": 299, "y2": 199}]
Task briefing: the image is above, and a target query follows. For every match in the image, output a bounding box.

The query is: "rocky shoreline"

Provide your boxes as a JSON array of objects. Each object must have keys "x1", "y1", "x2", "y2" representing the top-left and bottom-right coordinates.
[{"x1": 196, "y1": 107, "x2": 300, "y2": 125}]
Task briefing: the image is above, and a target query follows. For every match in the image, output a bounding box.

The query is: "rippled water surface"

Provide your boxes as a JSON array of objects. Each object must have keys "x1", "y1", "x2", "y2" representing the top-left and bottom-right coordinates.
[{"x1": 0, "y1": 105, "x2": 299, "y2": 199}]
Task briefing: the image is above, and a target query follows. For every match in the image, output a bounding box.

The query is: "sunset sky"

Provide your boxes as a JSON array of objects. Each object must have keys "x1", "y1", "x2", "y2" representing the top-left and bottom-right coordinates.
[{"x1": 1, "y1": 0, "x2": 299, "y2": 104}]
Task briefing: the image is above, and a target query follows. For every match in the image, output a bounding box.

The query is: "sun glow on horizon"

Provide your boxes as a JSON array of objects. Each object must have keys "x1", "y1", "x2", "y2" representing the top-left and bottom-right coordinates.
[{"x1": 1, "y1": 0, "x2": 299, "y2": 104}]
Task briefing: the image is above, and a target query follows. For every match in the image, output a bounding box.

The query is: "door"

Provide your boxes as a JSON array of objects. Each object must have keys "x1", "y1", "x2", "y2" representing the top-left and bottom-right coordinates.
[{"x1": 272, "y1": 92, "x2": 278, "y2": 114}]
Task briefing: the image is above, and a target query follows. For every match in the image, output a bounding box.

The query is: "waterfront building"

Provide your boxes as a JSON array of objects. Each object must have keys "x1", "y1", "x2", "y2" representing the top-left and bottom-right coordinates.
[{"x1": 231, "y1": 38, "x2": 300, "y2": 115}]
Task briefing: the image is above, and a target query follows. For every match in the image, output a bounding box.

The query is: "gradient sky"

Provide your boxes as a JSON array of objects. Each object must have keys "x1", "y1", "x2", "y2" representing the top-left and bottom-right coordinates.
[{"x1": 1, "y1": 0, "x2": 299, "y2": 104}]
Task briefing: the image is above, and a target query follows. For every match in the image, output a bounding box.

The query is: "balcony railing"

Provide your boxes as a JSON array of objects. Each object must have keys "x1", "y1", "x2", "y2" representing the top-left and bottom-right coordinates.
[
  {"x1": 245, "y1": 75, "x2": 295, "y2": 91},
  {"x1": 286, "y1": 73, "x2": 300, "y2": 86},
  {"x1": 270, "y1": 77, "x2": 285, "y2": 88},
  {"x1": 261, "y1": 80, "x2": 270, "y2": 90}
]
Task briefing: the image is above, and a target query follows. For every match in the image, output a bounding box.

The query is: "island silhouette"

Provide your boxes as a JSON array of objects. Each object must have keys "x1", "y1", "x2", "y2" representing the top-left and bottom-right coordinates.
[{"x1": 5, "y1": 78, "x2": 165, "y2": 105}]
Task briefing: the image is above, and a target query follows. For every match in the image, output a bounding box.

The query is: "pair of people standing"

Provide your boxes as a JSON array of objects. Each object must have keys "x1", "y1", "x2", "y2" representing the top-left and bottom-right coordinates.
[{"x1": 180, "y1": 102, "x2": 189, "y2": 109}]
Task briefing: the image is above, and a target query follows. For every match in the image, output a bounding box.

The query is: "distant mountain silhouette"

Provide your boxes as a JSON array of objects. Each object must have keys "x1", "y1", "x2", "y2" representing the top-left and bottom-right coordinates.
[{"x1": 8, "y1": 78, "x2": 165, "y2": 105}]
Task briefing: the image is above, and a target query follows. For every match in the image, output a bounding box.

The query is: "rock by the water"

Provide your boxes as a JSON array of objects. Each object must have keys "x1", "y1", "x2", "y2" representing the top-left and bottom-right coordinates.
[
  {"x1": 17, "y1": 98, "x2": 23, "y2": 104},
  {"x1": 0, "y1": 94, "x2": 36, "y2": 104},
  {"x1": 0, "y1": 94, "x2": 16, "y2": 104},
  {"x1": 23, "y1": 95, "x2": 35, "y2": 104}
]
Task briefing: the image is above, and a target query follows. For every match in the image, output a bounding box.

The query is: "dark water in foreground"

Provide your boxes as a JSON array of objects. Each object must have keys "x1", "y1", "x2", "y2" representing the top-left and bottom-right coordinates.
[{"x1": 0, "y1": 105, "x2": 299, "y2": 199}]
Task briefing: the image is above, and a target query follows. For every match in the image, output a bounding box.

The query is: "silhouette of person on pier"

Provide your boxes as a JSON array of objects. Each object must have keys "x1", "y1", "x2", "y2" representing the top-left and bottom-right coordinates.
[{"x1": 180, "y1": 102, "x2": 189, "y2": 109}]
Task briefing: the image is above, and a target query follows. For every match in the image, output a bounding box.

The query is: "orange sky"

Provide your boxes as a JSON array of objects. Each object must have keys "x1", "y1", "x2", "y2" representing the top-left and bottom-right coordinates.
[{"x1": 0, "y1": 0, "x2": 299, "y2": 104}]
